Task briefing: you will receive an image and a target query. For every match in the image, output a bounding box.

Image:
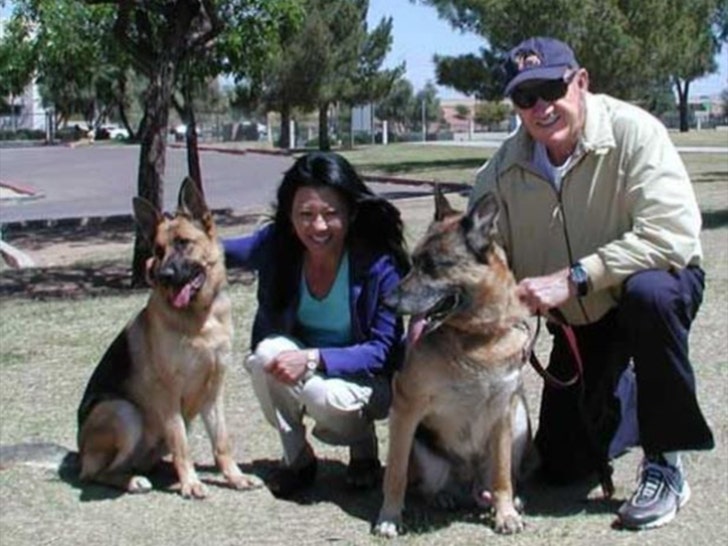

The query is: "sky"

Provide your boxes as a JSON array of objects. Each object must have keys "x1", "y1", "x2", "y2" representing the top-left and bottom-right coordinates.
[{"x1": 367, "y1": 0, "x2": 728, "y2": 99}]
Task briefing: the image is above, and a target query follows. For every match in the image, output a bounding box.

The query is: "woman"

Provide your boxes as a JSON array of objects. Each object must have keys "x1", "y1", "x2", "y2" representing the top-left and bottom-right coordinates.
[{"x1": 224, "y1": 151, "x2": 409, "y2": 498}]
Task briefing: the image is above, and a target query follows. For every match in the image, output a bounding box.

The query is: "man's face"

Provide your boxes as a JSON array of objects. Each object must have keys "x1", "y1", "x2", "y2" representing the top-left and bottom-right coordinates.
[{"x1": 513, "y1": 68, "x2": 589, "y2": 164}]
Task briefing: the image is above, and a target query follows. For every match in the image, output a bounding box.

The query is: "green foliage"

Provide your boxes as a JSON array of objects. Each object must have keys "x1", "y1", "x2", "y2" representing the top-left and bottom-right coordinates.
[
  {"x1": 375, "y1": 78, "x2": 416, "y2": 131},
  {"x1": 0, "y1": 128, "x2": 45, "y2": 140},
  {"x1": 434, "y1": 50, "x2": 501, "y2": 100},
  {"x1": 454, "y1": 104, "x2": 470, "y2": 119},
  {"x1": 473, "y1": 100, "x2": 508, "y2": 127},
  {"x1": 5, "y1": 0, "x2": 133, "y2": 128},
  {"x1": 250, "y1": 0, "x2": 400, "y2": 149},
  {"x1": 0, "y1": 14, "x2": 36, "y2": 102},
  {"x1": 415, "y1": 81, "x2": 442, "y2": 128},
  {"x1": 413, "y1": 0, "x2": 726, "y2": 102}
]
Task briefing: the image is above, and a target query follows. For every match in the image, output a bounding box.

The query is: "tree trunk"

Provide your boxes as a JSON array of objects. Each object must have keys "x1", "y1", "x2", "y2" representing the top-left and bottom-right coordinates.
[
  {"x1": 279, "y1": 103, "x2": 291, "y2": 149},
  {"x1": 675, "y1": 77, "x2": 691, "y2": 133},
  {"x1": 116, "y1": 72, "x2": 134, "y2": 140},
  {"x1": 131, "y1": 59, "x2": 174, "y2": 287},
  {"x1": 182, "y1": 82, "x2": 203, "y2": 196},
  {"x1": 318, "y1": 102, "x2": 330, "y2": 151},
  {"x1": 185, "y1": 112, "x2": 203, "y2": 197}
]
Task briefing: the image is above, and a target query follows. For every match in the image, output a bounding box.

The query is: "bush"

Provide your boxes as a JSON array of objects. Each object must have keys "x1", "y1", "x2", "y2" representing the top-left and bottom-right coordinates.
[{"x1": 0, "y1": 128, "x2": 46, "y2": 141}]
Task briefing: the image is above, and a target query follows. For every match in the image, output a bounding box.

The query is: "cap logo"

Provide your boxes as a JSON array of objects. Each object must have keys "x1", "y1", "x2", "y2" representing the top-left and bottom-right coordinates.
[{"x1": 514, "y1": 51, "x2": 542, "y2": 71}]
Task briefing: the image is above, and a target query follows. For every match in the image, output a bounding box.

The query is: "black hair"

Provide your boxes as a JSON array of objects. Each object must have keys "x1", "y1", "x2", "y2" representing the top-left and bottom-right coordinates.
[{"x1": 270, "y1": 151, "x2": 410, "y2": 309}]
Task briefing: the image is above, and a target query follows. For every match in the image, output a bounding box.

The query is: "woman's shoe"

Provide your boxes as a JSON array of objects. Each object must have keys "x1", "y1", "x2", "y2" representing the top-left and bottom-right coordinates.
[
  {"x1": 346, "y1": 458, "x2": 382, "y2": 489},
  {"x1": 267, "y1": 458, "x2": 318, "y2": 498}
]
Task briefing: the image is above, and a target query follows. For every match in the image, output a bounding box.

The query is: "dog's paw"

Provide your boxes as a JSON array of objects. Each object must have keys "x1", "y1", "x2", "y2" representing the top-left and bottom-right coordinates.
[
  {"x1": 180, "y1": 480, "x2": 208, "y2": 499},
  {"x1": 372, "y1": 515, "x2": 402, "y2": 539},
  {"x1": 127, "y1": 475, "x2": 152, "y2": 494},
  {"x1": 372, "y1": 521, "x2": 400, "y2": 538},
  {"x1": 493, "y1": 510, "x2": 525, "y2": 535},
  {"x1": 230, "y1": 473, "x2": 264, "y2": 491}
]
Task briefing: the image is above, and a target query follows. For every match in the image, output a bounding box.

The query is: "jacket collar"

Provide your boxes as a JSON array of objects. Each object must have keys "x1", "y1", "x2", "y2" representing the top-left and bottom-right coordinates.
[{"x1": 497, "y1": 92, "x2": 616, "y2": 177}]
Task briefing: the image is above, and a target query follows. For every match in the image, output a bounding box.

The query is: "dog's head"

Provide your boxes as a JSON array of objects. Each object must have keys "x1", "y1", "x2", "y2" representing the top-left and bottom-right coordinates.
[
  {"x1": 133, "y1": 177, "x2": 224, "y2": 309},
  {"x1": 386, "y1": 186, "x2": 523, "y2": 339}
]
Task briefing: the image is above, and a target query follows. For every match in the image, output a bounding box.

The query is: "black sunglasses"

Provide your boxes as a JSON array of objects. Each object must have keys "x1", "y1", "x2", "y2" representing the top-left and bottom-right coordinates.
[{"x1": 511, "y1": 74, "x2": 575, "y2": 109}]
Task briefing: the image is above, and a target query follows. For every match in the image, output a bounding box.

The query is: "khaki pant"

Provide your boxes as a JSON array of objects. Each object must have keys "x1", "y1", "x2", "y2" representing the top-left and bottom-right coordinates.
[{"x1": 245, "y1": 336, "x2": 390, "y2": 466}]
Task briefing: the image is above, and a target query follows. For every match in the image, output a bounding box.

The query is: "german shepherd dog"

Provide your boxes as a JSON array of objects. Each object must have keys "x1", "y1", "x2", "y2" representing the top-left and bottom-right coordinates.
[
  {"x1": 374, "y1": 189, "x2": 533, "y2": 537},
  {"x1": 77, "y1": 178, "x2": 258, "y2": 498}
]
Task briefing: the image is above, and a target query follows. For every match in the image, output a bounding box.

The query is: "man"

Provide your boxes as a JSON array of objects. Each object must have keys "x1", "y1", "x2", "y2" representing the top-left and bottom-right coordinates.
[{"x1": 470, "y1": 36, "x2": 714, "y2": 530}]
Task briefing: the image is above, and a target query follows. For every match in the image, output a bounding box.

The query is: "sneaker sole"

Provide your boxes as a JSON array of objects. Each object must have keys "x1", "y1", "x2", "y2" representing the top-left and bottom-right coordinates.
[{"x1": 620, "y1": 480, "x2": 691, "y2": 530}]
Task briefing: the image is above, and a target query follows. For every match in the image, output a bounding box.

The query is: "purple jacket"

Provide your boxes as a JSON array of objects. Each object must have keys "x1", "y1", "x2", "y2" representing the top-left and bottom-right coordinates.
[{"x1": 224, "y1": 224, "x2": 405, "y2": 378}]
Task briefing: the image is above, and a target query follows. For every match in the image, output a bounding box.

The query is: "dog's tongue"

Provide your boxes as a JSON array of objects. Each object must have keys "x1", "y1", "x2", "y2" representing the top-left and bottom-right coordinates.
[
  {"x1": 407, "y1": 315, "x2": 427, "y2": 345},
  {"x1": 169, "y1": 273, "x2": 205, "y2": 309},
  {"x1": 171, "y1": 283, "x2": 193, "y2": 308}
]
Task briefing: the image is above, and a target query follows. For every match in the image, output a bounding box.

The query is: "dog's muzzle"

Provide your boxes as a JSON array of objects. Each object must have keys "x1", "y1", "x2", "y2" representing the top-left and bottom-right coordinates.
[
  {"x1": 154, "y1": 259, "x2": 207, "y2": 309},
  {"x1": 400, "y1": 289, "x2": 469, "y2": 345}
]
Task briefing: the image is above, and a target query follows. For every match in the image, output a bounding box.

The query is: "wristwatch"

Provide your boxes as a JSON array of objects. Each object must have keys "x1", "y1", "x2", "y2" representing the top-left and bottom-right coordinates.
[
  {"x1": 569, "y1": 262, "x2": 589, "y2": 297},
  {"x1": 305, "y1": 349, "x2": 319, "y2": 373}
]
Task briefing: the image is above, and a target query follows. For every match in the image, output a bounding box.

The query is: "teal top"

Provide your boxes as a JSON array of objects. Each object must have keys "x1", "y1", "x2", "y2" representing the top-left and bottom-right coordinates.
[{"x1": 297, "y1": 252, "x2": 352, "y2": 347}]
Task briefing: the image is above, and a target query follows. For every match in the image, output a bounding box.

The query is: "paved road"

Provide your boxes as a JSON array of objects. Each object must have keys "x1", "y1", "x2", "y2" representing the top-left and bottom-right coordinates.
[
  {"x1": 0, "y1": 145, "x2": 433, "y2": 224},
  {"x1": 0, "y1": 146, "x2": 292, "y2": 223}
]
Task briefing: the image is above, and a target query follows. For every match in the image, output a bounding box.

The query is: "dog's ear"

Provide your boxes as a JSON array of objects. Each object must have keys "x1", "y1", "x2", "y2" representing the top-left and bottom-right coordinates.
[
  {"x1": 177, "y1": 177, "x2": 209, "y2": 220},
  {"x1": 462, "y1": 192, "x2": 500, "y2": 259},
  {"x1": 434, "y1": 184, "x2": 458, "y2": 221},
  {"x1": 133, "y1": 196, "x2": 163, "y2": 246},
  {"x1": 178, "y1": 177, "x2": 215, "y2": 234}
]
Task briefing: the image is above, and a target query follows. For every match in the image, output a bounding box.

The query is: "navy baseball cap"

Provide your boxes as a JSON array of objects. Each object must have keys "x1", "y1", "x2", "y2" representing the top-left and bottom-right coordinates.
[{"x1": 503, "y1": 37, "x2": 579, "y2": 96}]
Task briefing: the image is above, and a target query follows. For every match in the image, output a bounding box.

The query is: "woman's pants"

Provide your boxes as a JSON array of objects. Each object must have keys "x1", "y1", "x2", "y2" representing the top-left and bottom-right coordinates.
[{"x1": 245, "y1": 336, "x2": 391, "y2": 467}]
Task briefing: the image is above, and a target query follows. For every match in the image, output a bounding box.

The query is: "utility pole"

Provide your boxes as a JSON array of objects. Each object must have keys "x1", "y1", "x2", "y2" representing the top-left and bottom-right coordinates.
[{"x1": 421, "y1": 99, "x2": 426, "y2": 142}]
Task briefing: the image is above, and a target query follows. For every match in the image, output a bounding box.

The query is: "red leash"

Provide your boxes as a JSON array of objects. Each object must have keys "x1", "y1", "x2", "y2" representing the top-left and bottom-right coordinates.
[
  {"x1": 527, "y1": 308, "x2": 615, "y2": 499},
  {"x1": 527, "y1": 309, "x2": 583, "y2": 388}
]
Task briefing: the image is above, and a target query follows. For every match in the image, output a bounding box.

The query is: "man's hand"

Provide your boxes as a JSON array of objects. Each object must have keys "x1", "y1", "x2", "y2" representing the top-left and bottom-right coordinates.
[{"x1": 516, "y1": 267, "x2": 574, "y2": 315}]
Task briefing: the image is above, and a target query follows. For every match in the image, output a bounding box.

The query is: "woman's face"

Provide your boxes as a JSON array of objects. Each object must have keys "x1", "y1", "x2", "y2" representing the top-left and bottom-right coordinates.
[{"x1": 290, "y1": 185, "x2": 350, "y2": 260}]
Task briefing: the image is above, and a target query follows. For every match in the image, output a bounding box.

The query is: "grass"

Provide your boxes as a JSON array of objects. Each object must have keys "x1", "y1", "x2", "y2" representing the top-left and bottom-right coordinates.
[
  {"x1": 338, "y1": 131, "x2": 728, "y2": 186},
  {"x1": 0, "y1": 142, "x2": 727, "y2": 545},
  {"x1": 339, "y1": 144, "x2": 490, "y2": 183}
]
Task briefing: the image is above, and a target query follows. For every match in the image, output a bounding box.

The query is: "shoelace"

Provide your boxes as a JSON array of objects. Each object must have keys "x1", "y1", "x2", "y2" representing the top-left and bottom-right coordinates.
[{"x1": 634, "y1": 461, "x2": 682, "y2": 502}]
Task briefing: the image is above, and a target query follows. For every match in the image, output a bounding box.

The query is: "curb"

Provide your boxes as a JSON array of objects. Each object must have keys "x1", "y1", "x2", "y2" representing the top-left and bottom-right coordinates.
[
  {"x1": 170, "y1": 143, "x2": 470, "y2": 192},
  {"x1": 361, "y1": 175, "x2": 469, "y2": 194},
  {"x1": 0, "y1": 207, "x2": 263, "y2": 235},
  {"x1": 169, "y1": 143, "x2": 292, "y2": 157},
  {"x1": 0, "y1": 180, "x2": 41, "y2": 197}
]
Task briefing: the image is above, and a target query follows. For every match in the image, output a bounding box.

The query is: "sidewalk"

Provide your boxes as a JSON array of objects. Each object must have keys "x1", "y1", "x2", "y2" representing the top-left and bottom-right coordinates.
[{"x1": 0, "y1": 181, "x2": 43, "y2": 203}]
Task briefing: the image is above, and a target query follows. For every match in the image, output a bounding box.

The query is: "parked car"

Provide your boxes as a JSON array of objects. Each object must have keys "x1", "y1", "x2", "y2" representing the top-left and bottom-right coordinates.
[
  {"x1": 171, "y1": 124, "x2": 202, "y2": 141},
  {"x1": 95, "y1": 124, "x2": 129, "y2": 140}
]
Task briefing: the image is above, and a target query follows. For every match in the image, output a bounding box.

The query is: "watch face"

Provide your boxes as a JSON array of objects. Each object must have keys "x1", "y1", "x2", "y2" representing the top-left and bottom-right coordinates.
[
  {"x1": 306, "y1": 350, "x2": 318, "y2": 371},
  {"x1": 570, "y1": 264, "x2": 588, "y2": 295},
  {"x1": 571, "y1": 266, "x2": 587, "y2": 284}
]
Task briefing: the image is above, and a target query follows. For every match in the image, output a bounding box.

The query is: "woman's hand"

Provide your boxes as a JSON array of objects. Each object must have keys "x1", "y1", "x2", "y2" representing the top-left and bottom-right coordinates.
[
  {"x1": 516, "y1": 267, "x2": 573, "y2": 315},
  {"x1": 264, "y1": 349, "x2": 310, "y2": 385}
]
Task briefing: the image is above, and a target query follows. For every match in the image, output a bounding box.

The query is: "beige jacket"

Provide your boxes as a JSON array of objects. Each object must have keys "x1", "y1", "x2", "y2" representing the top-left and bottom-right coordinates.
[{"x1": 470, "y1": 93, "x2": 702, "y2": 325}]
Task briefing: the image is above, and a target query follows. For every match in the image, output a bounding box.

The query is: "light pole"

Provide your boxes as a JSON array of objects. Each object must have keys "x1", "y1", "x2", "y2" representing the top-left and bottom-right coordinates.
[{"x1": 421, "y1": 99, "x2": 426, "y2": 142}]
